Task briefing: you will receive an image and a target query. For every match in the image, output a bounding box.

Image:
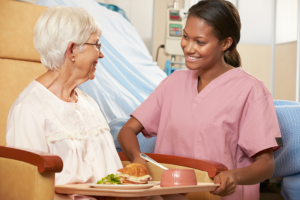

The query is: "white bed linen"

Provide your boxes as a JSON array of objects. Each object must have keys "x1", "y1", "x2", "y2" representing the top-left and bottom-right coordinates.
[{"x1": 6, "y1": 80, "x2": 123, "y2": 185}]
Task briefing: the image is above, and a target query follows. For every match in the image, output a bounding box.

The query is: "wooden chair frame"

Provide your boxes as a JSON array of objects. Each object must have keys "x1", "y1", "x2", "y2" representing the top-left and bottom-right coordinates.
[{"x1": 0, "y1": 146, "x2": 227, "y2": 177}]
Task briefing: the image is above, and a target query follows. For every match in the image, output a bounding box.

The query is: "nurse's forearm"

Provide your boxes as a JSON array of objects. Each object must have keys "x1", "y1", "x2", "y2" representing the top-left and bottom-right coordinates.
[
  {"x1": 118, "y1": 127, "x2": 141, "y2": 160},
  {"x1": 118, "y1": 118, "x2": 147, "y2": 166},
  {"x1": 234, "y1": 148, "x2": 274, "y2": 185},
  {"x1": 210, "y1": 148, "x2": 275, "y2": 196}
]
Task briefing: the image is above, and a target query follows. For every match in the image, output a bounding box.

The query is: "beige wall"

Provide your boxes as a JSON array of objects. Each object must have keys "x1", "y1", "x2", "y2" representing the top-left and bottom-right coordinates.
[
  {"x1": 237, "y1": 44, "x2": 272, "y2": 90},
  {"x1": 152, "y1": 0, "x2": 184, "y2": 70},
  {"x1": 237, "y1": 42, "x2": 297, "y2": 101},
  {"x1": 274, "y1": 42, "x2": 297, "y2": 101}
]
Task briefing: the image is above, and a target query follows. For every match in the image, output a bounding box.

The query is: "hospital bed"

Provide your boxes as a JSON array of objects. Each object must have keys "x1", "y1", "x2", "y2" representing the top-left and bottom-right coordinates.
[{"x1": 0, "y1": 0, "x2": 226, "y2": 199}]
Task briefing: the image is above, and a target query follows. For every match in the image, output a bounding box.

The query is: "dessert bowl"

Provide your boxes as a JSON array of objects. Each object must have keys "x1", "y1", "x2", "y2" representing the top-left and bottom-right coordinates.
[{"x1": 160, "y1": 169, "x2": 197, "y2": 187}]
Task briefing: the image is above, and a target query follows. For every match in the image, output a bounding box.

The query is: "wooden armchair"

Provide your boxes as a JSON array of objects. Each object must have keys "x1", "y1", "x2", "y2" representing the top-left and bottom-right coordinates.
[{"x1": 0, "y1": 1, "x2": 227, "y2": 200}]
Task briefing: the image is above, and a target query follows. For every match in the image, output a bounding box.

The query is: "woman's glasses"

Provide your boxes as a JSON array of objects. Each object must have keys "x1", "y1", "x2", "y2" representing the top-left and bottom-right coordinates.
[{"x1": 84, "y1": 42, "x2": 102, "y2": 51}]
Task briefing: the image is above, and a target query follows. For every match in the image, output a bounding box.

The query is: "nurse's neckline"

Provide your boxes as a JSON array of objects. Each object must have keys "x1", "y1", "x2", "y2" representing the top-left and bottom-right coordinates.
[{"x1": 196, "y1": 66, "x2": 241, "y2": 93}]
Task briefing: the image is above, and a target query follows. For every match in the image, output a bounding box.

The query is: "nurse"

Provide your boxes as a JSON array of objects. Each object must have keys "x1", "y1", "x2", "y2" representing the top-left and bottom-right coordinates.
[{"x1": 118, "y1": 0, "x2": 281, "y2": 200}]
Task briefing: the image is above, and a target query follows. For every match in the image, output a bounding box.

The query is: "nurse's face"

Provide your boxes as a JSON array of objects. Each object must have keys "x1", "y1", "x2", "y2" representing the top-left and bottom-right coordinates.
[{"x1": 181, "y1": 16, "x2": 224, "y2": 71}]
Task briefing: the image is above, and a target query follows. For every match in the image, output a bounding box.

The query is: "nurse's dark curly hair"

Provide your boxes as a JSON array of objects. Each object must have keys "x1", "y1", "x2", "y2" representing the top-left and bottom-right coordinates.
[{"x1": 188, "y1": 0, "x2": 241, "y2": 68}]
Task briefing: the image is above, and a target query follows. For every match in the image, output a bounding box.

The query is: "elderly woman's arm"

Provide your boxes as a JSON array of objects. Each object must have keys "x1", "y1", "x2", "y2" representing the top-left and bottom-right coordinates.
[{"x1": 118, "y1": 117, "x2": 147, "y2": 167}]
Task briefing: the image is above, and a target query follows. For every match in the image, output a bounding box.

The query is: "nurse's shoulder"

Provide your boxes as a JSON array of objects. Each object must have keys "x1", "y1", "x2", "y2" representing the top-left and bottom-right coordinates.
[{"x1": 237, "y1": 68, "x2": 272, "y2": 102}]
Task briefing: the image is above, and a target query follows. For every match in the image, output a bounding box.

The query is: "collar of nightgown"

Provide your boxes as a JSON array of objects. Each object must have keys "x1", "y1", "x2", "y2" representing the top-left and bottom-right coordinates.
[
  {"x1": 34, "y1": 81, "x2": 110, "y2": 145},
  {"x1": 191, "y1": 67, "x2": 243, "y2": 109}
]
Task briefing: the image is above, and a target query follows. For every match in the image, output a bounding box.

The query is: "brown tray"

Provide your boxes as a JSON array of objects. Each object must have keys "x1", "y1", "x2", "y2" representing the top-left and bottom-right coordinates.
[{"x1": 55, "y1": 182, "x2": 220, "y2": 197}]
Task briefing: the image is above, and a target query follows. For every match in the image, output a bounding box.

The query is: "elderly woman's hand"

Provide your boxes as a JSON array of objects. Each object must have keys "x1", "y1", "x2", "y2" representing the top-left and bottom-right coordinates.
[{"x1": 211, "y1": 170, "x2": 237, "y2": 197}]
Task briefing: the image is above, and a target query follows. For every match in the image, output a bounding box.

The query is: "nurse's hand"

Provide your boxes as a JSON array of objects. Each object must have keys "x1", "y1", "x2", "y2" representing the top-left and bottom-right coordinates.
[{"x1": 211, "y1": 171, "x2": 237, "y2": 196}]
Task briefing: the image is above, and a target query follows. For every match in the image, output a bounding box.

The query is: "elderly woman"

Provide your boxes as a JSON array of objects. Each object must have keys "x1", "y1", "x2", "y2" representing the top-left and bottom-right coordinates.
[{"x1": 6, "y1": 5, "x2": 125, "y2": 199}]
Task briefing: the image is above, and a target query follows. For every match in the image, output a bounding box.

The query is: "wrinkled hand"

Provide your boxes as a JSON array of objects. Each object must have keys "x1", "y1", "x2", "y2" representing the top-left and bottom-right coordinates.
[{"x1": 211, "y1": 171, "x2": 237, "y2": 197}]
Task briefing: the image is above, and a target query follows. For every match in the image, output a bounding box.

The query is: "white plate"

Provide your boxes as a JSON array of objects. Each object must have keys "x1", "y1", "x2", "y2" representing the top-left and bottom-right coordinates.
[
  {"x1": 148, "y1": 181, "x2": 160, "y2": 185},
  {"x1": 88, "y1": 182, "x2": 157, "y2": 190}
]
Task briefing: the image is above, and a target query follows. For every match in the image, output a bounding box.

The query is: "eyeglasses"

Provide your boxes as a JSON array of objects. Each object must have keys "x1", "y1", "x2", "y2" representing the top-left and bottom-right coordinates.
[{"x1": 84, "y1": 42, "x2": 102, "y2": 52}]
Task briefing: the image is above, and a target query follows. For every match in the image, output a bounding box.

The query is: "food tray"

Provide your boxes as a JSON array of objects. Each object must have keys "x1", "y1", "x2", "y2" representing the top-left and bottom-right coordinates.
[{"x1": 55, "y1": 182, "x2": 220, "y2": 197}]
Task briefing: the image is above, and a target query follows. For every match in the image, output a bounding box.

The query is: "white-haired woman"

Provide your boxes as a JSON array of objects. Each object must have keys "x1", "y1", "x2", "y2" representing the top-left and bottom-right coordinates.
[{"x1": 5, "y1": 6, "x2": 142, "y2": 200}]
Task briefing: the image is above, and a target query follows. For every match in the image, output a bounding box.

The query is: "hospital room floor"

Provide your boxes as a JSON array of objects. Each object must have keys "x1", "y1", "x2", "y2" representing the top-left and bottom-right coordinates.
[
  {"x1": 260, "y1": 193, "x2": 284, "y2": 200},
  {"x1": 260, "y1": 178, "x2": 284, "y2": 200}
]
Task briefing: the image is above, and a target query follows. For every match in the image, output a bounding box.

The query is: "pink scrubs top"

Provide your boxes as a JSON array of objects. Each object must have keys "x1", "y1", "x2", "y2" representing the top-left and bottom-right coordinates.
[{"x1": 132, "y1": 67, "x2": 281, "y2": 200}]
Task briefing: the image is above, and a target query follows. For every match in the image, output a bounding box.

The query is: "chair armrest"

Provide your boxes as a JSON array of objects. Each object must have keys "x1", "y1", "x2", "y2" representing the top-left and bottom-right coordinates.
[
  {"x1": 118, "y1": 152, "x2": 227, "y2": 178},
  {"x1": 0, "y1": 146, "x2": 63, "y2": 173}
]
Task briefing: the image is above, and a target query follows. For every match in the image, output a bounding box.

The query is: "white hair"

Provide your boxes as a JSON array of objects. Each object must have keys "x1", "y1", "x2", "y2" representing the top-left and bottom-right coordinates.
[{"x1": 34, "y1": 6, "x2": 101, "y2": 71}]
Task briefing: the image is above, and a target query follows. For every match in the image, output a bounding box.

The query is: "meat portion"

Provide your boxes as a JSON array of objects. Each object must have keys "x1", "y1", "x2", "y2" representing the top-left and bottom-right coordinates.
[{"x1": 121, "y1": 177, "x2": 151, "y2": 184}]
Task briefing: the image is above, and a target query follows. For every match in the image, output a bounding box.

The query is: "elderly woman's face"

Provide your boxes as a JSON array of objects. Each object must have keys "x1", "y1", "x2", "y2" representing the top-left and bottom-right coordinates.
[{"x1": 74, "y1": 32, "x2": 103, "y2": 80}]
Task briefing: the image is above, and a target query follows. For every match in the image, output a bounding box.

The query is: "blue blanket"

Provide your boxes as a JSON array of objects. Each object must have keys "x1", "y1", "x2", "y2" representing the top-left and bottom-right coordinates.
[
  {"x1": 273, "y1": 100, "x2": 300, "y2": 200},
  {"x1": 281, "y1": 173, "x2": 300, "y2": 200},
  {"x1": 273, "y1": 100, "x2": 300, "y2": 177}
]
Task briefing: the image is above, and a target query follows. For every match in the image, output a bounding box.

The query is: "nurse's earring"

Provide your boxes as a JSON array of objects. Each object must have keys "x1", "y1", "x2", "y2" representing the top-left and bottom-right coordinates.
[
  {"x1": 226, "y1": 49, "x2": 230, "y2": 55},
  {"x1": 72, "y1": 58, "x2": 75, "y2": 62}
]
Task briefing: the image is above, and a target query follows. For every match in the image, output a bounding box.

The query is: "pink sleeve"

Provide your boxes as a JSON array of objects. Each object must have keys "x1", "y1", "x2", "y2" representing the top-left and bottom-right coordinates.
[
  {"x1": 238, "y1": 94, "x2": 281, "y2": 157},
  {"x1": 131, "y1": 81, "x2": 166, "y2": 139}
]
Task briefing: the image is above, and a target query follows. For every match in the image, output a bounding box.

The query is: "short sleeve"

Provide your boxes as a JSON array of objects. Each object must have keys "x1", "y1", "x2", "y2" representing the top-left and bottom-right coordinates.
[
  {"x1": 131, "y1": 80, "x2": 166, "y2": 138},
  {"x1": 238, "y1": 94, "x2": 281, "y2": 157},
  {"x1": 6, "y1": 103, "x2": 48, "y2": 152}
]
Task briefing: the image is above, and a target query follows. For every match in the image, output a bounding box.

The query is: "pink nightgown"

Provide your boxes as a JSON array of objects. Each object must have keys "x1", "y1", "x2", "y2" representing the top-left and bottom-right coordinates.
[{"x1": 132, "y1": 67, "x2": 281, "y2": 200}]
